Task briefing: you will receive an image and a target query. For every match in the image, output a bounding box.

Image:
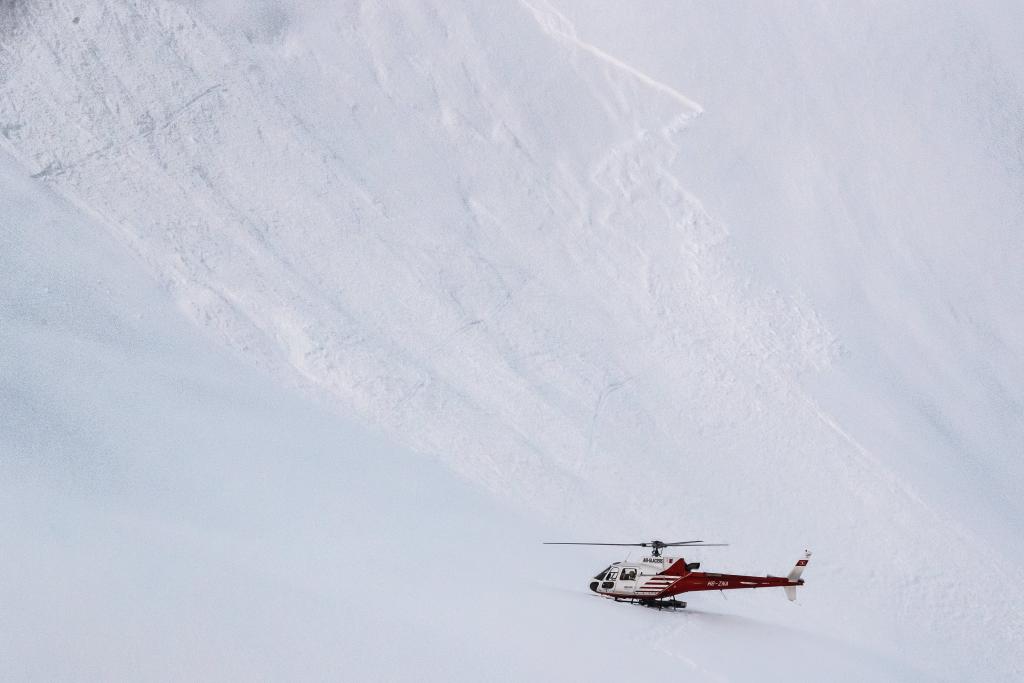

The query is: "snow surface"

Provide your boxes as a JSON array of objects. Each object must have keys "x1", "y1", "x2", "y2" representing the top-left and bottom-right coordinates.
[
  {"x1": 0, "y1": 147, "x2": 695, "y2": 681},
  {"x1": 2, "y1": 1, "x2": 1022, "y2": 680}
]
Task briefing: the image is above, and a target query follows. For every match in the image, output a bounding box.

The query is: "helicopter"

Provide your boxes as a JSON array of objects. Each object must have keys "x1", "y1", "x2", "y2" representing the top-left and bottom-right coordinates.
[{"x1": 544, "y1": 540, "x2": 811, "y2": 609}]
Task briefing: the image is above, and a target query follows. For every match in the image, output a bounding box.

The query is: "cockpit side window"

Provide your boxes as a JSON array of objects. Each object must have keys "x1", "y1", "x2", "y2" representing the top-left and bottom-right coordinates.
[
  {"x1": 606, "y1": 570, "x2": 619, "y2": 581},
  {"x1": 620, "y1": 568, "x2": 638, "y2": 581}
]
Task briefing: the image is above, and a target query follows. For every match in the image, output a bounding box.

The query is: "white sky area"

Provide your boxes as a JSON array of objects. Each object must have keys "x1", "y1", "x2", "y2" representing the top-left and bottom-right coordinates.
[{"x1": 2, "y1": 1, "x2": 1022, "y2": 680}]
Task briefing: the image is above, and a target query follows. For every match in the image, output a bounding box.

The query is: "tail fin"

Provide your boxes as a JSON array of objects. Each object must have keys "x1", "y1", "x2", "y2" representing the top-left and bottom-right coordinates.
[
  {"x1": 787, "y1": 550, "x2": 811, "y2": 582},
  {"x1": 784, "y1": 550, "x2": 811, "y2": 601}
]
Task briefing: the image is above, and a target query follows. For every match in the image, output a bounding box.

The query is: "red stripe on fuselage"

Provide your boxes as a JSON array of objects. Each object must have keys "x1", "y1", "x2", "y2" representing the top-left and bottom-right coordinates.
[{"x1": 659, "y1": 572, "x2": 803, "y2": 597}]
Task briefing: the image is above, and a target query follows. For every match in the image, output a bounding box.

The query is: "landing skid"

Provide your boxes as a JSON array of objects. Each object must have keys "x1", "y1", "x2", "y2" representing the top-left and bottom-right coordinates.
[
  {"x1": 612, "y1": 597, "x2": 687, "y2": 610},
  {"x1": 643, "y1": 598, "x2": 686, "y2": 610}
]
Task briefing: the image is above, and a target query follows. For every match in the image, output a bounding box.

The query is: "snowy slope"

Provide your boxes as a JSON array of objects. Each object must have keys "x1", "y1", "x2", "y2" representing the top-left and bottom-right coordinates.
[
  {"x1": 2, "y1": 1, "x2": 1022, "y2": 680},
  {"x1": 557, "y1": 0, "x2": 1024, "y2": 552},
  {"x1": 0, "y1": 146, "x2": 908, "y2": 682},
  {"x1": 0, "y1": 148, "x2": 689, "y2": 680}
]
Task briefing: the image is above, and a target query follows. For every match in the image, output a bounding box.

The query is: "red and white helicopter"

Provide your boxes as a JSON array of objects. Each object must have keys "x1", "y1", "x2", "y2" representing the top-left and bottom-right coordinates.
[{"x1": 545, "y1": 539, "x2": 811, "y2": 609}]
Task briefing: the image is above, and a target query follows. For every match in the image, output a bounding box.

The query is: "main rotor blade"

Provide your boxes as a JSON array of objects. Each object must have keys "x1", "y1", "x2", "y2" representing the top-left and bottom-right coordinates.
[
  {"x1": 543, "y1": 540, "x2": 729, "y2": 548},
  {"x1": 542, "y1": 542, "x2": 649, "y2": 547},
  {"x1": 662, "y1": 541, "x2": 729, "y2": 547}
]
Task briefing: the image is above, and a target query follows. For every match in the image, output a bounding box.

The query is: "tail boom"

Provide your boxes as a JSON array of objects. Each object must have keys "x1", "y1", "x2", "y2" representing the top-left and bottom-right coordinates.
[{"x1": 659, "y1": 550, "x2": 811, "y2": 601}]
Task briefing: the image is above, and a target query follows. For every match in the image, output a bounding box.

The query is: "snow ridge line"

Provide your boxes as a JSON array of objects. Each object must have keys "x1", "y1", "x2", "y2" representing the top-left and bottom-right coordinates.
[{"x1": 519, "y1": 0, "x2": 704, "y2": 114}]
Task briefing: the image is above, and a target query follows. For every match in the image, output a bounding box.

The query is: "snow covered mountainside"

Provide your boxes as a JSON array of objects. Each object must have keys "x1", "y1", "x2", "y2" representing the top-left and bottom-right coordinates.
[
  {"x1": 0, "y1": 149, "x2": 701, "y2": 681},
  {"x1": 2, "y1": 1, "x2": 1022, "y2": 680}
]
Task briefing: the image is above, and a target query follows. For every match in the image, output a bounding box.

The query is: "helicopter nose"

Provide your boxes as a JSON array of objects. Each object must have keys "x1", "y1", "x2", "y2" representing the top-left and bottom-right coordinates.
[{"x1": 589, "y1": 581, "x2": 599, "y2": 592}]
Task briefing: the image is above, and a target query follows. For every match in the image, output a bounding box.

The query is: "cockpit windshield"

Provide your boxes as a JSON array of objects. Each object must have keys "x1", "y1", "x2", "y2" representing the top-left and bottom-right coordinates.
[{"x1": 593, "y1": 565, "x2": 613, "y2": 580}]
